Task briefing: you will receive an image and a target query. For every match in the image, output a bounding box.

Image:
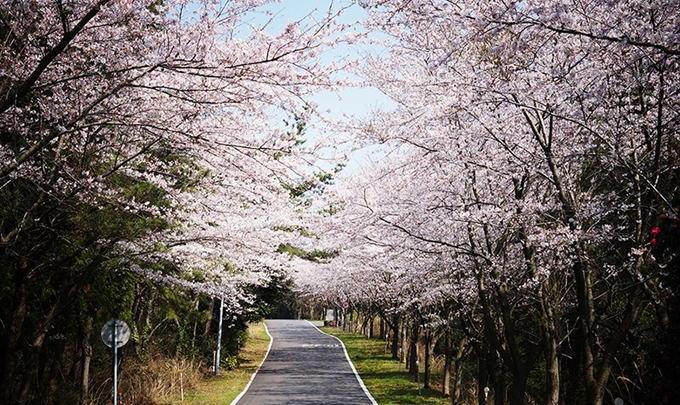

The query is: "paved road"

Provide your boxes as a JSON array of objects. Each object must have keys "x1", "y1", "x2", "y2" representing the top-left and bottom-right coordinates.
[{"x1": 233, "y1": 319, "x2": 377, "y2": 405}]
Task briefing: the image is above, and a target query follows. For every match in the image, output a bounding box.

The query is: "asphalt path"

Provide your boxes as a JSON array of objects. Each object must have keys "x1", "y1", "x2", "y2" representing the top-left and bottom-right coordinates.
[{"x1": 232, "y1": 319, "x2": 377, "y2": 405}]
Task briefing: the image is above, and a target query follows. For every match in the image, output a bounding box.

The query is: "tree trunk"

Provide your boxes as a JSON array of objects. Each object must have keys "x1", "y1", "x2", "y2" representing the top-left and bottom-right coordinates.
[
  {"x1": 477, "y1": 343, "x2": 504, "y2": 405},
  {"x1": 573, "y1": 258, "x2": 598, "y2": 405},
  {"x1": 492, "y1": 362, "x2": 506, "y2": 405},
  {"x1": 516, "y1": 217, "x2": 561, "y2": 405},
  {"x1": 379, "y1": 315, "x2": 385, "y2": 340},
  {"x1": 202, "y1": 299, "x2": 215, "y2": 338},
  {"x1": 361, "y1": 312, "x2": 370, "y2": 336},
  {"x1": 17, "y1": 269, "x2": 93, "y2": 405},
  {"x1": 585, "y1": 291, "x2": 646, "y2": 405},
  {"x1": 424, "y1": 329, "x2": 431, "y2": 389},
  {"x1": 402, "y1": 321, "x2": 408, "y2": 366},
  {"x1": 391, "y1": 315, "x2": 400, "y2": 360},
  {"x1": 509, "y1": 369, "x2": 530, "y2": 405},
  {"x1": 442, "y1": 330, "x2": 452, "y2": 398},
  {"x1": 539, "y1": 283, "x2": 560, "y2": 405},
  {"x1": 478, "y1": 352, "x2": 488, "y2": 405},
  {"x1": 0, "y1": 264, "x2": 29, "y2": 404},
  {"x1": 451, "y1": 333, "x2": 468, "y2": 404},
  {"x1": 565, "y1": 319, "x2": 583, "y2": 405},
  {"x1": 409, "y1": 323, "x2": 419, "y2": 381},
  {"x1": 451, "y1": 354, "x2": 463, "y2": 405},
  {"x1": 80, "y1": 312, "x2": 94, "y2": 405}
]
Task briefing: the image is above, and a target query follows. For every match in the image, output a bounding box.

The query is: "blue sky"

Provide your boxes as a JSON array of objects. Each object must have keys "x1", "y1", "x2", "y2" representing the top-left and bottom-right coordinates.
[{"x1": 243, "y1": 1, "x2": 396, "y2": 175}]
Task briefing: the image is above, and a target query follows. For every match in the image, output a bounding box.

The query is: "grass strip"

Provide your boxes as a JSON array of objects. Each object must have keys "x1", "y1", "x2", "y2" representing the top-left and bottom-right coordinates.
[
  {"x1": 165, "y1": 322, "x2": 270, "y2": 405},
  {"x1": 321, "y1": 327, "x2": 451, "y2": 405}
]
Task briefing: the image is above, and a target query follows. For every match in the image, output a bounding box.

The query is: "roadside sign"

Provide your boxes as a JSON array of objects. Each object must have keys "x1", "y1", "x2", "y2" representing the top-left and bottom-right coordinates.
[
  {"x1": 101, "y1": 319, "x2": 131, "y2": 405},
  {"x1": 100, "y1": 319, "x2": 130, "y2": 348}
]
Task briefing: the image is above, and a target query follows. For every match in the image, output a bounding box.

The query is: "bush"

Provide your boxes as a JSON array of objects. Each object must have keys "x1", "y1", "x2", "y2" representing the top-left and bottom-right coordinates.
[{"x1": 222, "y1": 355, "x2": 239, "y2": 371}]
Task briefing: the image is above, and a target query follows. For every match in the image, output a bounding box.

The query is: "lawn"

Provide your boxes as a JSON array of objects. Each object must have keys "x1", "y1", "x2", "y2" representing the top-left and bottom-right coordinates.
[{"x1": 320, "y1": 327, "x2": 452, "y2": 405}]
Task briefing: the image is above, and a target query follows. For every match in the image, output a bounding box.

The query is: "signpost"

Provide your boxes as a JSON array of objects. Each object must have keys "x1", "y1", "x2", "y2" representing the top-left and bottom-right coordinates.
[
  {"x1": 215, "y1": 297, "x2": 224, "y2": 376},
  {"x1": 101, "y1": 319, "x2": 131, "y2": 405}
]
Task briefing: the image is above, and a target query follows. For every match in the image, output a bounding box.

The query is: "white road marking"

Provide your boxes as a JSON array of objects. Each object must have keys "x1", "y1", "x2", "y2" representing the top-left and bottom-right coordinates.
[
  {"x1": 230, "y1": 323, "x2": 273, "y2": 405},
  {"x1": 308, "y1": 320, "x2": 379, "y2": 405}
]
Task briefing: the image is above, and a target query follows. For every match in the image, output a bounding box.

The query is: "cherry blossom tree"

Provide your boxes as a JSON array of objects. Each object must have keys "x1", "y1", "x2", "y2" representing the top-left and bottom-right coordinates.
[
  {"x1": 0, "y1": 0, "x2": 350, "y2": 401},
  {"x1": 298, "y1": 1, "x2": 679, "y2": 405}
]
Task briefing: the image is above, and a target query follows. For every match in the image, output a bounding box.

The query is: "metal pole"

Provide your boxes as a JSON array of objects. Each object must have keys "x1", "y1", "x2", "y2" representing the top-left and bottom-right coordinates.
[
  {"x1": 112, "y1": 320, "x2": 118, "y2": 405},
  {"x1": 215, "y1": 297, "x2": 224, "y2": 376}
]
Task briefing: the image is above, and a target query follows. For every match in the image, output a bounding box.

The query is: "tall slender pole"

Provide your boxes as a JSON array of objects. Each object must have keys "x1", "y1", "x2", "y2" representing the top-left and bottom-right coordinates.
[
  {"x1": 215, "y1": 297, "x2": 224, "y2": 376},
  {"x1": 112, "y1": 320, "x2": 118, "y2": 405}
]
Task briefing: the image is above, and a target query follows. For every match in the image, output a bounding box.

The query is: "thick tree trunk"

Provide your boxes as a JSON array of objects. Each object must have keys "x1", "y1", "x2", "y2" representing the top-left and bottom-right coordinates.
[
  {"x1": 379, "y1": 315, "x2": 385, "y2": 340},
  {"x1": 18, "y1": 346, "x2": 40, "y2": 405},
  {"x1": 451, "y1": 333, "x2": 468, "y2": 404},
  {"x1": 477, "y1": 351, "x2": 489, "y2": 405},
  {"x1": 391, "y1": 315, "x2": 400, "y2": 360},
  {"x1": 492, "y1": 366, "x2": 505, "y2": 405},
  {"x1": 409, "y1": 322, "x2": 420, "y2": 381},
  {"x1": 509, "y1": 369, "x2": 530, "y2": 405},
  {"x1": 477, "y1": 343, "x2": 505, "y2": 405},
  {"x1": 442, "y1": 330, "x2": 452, "y2": 398},
  {"x1": 565, "y1": 320, "x2": 584, "y2": 405},
  {"x1": 451, "y1": 355, "x2": 463, "y2": 405},
  {"x1": 544, "y1": 333, "x2": 560, "y2": 405},
  {"x1": 361, "y1": 312, "x2": 370, "y2": 336},
  {"x1": 443, "y1": 353, "x2": 452, "y2": 398}
]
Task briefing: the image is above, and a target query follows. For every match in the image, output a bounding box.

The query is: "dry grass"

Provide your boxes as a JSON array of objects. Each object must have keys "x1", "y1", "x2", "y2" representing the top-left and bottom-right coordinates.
[
  {"x1": 88, "y1": 354, "x2": 204, "y2": 405},
  {"x1": 90, "y1": 322, "x2": 270, "y2": 405},
  {"x1": 120, "y1": 356, "x2": 203, "y2": 405}
]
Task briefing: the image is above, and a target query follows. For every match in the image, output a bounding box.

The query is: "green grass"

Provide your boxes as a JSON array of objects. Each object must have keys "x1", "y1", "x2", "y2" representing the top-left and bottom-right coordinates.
[
  {"x1": 165, "y1": 322, "x2": 271, "y2": 405},
  {"x1": 163, "y1": 323, "x2": 451, "y2": 405},
  {"x1": 321, "y1": 327, "x2": 451, "y2": 405}
]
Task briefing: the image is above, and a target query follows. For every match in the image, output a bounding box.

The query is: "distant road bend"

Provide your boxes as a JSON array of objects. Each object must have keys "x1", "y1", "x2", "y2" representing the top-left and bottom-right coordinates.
[{"x1": 232, "y1": 319, "x2": 378, "y2": 405}]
